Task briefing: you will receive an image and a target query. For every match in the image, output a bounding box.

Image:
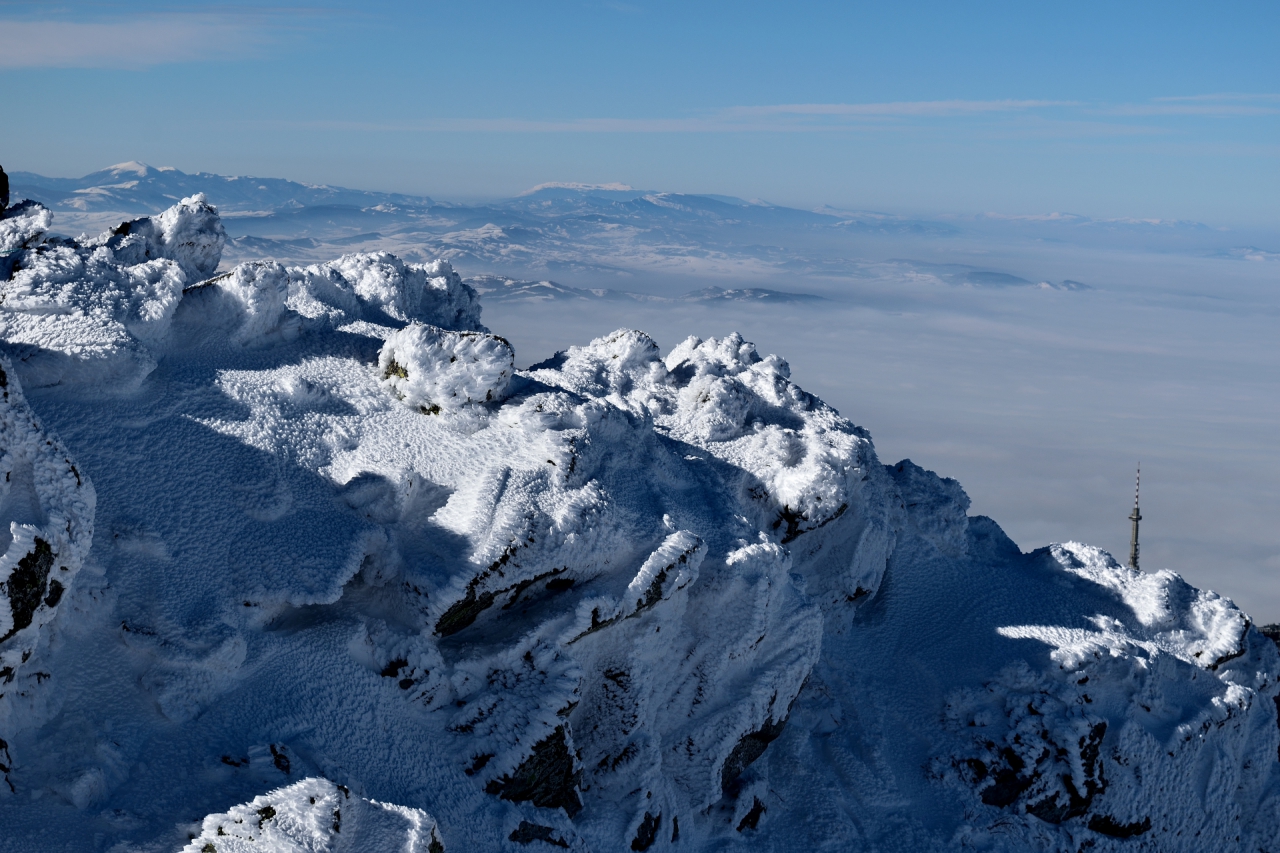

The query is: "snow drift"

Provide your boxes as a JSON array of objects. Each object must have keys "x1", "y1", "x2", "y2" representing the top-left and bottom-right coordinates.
[{"x1": 0, "y1": 198, "x2": 1277, "y2": 852}]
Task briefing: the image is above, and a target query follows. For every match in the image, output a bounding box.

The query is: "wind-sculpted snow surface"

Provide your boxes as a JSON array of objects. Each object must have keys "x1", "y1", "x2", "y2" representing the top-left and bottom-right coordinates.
[
  {"x1": 0, "y1": 200, "x2": 1276, "y2": 852},
  {"x1": 933, "y1": 544, "x2": 1267, "y2": 843}
]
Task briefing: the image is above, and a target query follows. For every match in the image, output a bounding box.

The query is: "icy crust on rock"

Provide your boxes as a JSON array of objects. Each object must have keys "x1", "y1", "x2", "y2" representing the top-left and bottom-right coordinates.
[
  {"x1": 933, "y1": 543, "x2": 1275, "y2": 849},
  {"x1": 769, "y1": 462, "x2": 1280, "y2": 853},
  {"x1": 936, "y1": 544, "x2": 1265, "y2": 844},
  {"x1": 0, "y1": 358, "x2": 95, "y2": 779},
  {"x1": 0, "y1": 198, "x2": 214, "y2": 387},
  {"x1": 0, "y1": 202, "x2": 53, "y2": 256},
  {"x1": 525, "y1": 329, "x2": 898, "y2": 604},
  {"x1": 103, "y1": 193, "x2": 227, "y2": 282},
  {"x1": 0, "y1": 197, "x2": 482, "y2": 390},
  {"x1": 0, "y1": 200, "x2": 1277, "y2": 852},
  {"x1": 196, "y1": 262, "x2": 293, "y2": 344},
  {"x1": 183, "y1": 777, "x2": 444, "y2": 853},
  {"x1": 379, "y1": 323, "x2": 514, "y2": 412},
  {"x1": 1003, "y1": 542, "x2": 1252, "y2": 671},
  {"x1": 288, "y1": 253, "x2": 484, "y2": 331}
]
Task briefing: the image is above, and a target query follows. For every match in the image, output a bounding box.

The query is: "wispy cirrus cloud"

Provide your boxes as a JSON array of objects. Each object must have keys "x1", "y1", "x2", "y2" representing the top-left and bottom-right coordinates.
[
  {"x1": 0, "y1": 12, "x2": 294, "y2": 69},
  {"x1": 723, "y1": 99, "x2": 1074, "y2": 118},
  {"x1": 1152, "y1": 93, "x2": 1280, "y2": 102},
  {"x1": 1106, "y1": 92, "x2": 1280, "y2": 117},
  {"x1": 1109, "y1": 104, "x2": 1280, "y2": 117}
]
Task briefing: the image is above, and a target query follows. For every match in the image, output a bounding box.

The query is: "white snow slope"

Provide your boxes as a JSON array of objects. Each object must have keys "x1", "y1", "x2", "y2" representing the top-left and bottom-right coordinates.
[{"x1": 0, "y1": 198, "x2": 1277, "y2": 852}]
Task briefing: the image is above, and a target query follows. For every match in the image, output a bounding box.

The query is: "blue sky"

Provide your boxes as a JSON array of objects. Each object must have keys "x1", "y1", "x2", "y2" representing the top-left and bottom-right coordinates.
[{"x1": 1, "y1": 1, "x2": 1278, "y2": 224}]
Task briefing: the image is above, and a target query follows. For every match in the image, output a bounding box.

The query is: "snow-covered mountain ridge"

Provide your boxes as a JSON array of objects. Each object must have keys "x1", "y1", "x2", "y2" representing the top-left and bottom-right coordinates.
[
  {"x1": 16, "y1": 163, "x2": 1271, "y2": 294},
  {"x1": 0, "y1": 197, "x2": 1277, "y2": 851},
  {"x1": 8, "y1": 162, "x2": 436, "y2": 215}
]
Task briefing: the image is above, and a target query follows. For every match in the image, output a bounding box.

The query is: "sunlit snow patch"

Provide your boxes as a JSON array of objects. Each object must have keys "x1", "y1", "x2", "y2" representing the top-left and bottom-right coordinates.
[{"x1": 182, "y1": 777, "x2": 444, "y2": 853}]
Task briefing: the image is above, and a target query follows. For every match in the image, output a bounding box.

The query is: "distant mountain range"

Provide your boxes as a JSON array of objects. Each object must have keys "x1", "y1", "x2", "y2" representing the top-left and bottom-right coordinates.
[
  {"x1": 8, "y1": 161, "x2": 436, "y2": 213},
  {"x1": 884, "y1": 261, "x2": 1092, "y2": 290},
  {"x1": 9, "y1": 162, "x2": 1268, "y2": 295},
  {"x1": 468, "y1": 275, "x2": 827, "y2": 304}
]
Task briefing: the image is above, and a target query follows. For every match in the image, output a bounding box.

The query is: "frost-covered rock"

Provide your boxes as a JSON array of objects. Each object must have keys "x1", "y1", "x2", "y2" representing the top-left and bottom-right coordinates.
[
  {"x1": 91, "y1": 193, "x2": 226, "y2": 282},
  {"x1": 183, "y1": 777, "x2": 444, "y2": 853},
  {"x1": 151, "y1": 193, "x2": 226, "y2": 281},
  {"x1": 0, "y1": 203, "x2": 483, "y2": 389},
  {"x1": 198, "y1": 261, "x2": 292, "y2": 342},
  {"x1": 0, "y1": 201, "x2": 52, "y2": 256},
  {"x1": 526, "y1": 329, "x2": 898, "y2": 604},
  {"x1": 0, "y1": 358, "x2": 95, "y2": 782},
  {"x1": 888, "y1": 458, "x2": 970, "y2": 558},
  {"x1": 378, "y1": 323, "x2": 514, "y2": 413},
  {"x1": 773, "y1": 462, "x2": 1280, "y2": 853},
  {"x1": 289, "y1": 253, "x2": 484, "y2": 330},
  {"x1": 0, "y1": 197, "x2": 221, "y2": 386},
  {"x1": 929, "y1": 541, "x2": 1275, "y2": 847},
  {"x1": 0, "y1": 203, "x2": 1276, "y2": 852}
]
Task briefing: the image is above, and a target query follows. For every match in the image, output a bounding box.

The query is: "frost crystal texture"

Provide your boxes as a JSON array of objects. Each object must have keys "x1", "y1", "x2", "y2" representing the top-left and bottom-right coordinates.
[
  {"x1": 0, "y1": 200, "x2": 1276, "y2": 852},
  {"x1": 379, "y1": 323, "x2": 514, "y2": 412}
]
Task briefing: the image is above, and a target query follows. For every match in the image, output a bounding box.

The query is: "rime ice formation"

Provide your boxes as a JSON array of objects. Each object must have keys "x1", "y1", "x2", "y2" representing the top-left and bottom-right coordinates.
[
  {"x1": 182, "y1": 777, "x2": 444, "y2": 853},
  {"x1": 287, "y1": 253, "x2": 485, "y2": 330},
  {"x1": 0, "y1": 195, "x2": 224, "y2": 388},
  {"x1": 0, "y1": 359, "x2": 96, "y2": 747},
  {"x1": 379, "y1": 324, "x2": 514, "y2": 413},
  {"x1": 0, "y1": 199, "x2": 1277, "y2": 853},
  {"x1": 0, "y1": 201, "x2": 54, "y2": 256}
]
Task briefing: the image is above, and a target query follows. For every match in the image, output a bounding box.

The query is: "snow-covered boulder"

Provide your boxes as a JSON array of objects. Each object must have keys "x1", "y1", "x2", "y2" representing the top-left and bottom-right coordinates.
[
  {"x1": 378, "y1": 323, "x2": 514, "y2": 412},
  {"x1": 90, "y1": 193, "x2": 225, "y2": 281},
  {"x1": 888, "y1": 458, "x2": 970, "y2": 558},
  {"x1": 928, "y1": 540, "x2": 1276, "y2": 847},
  {"x1": 0, "y1": 201, "x2": 53, "y2": 256},
  {"x1": 526, "y1": 329, "x2": 898, "y2": 605},
  {"x1": 773, "y1": 463, "x2": 1280, "y2": 853},
  {"x1": 153, "y1": 193, "x2": 226, "y2": 281},
  {"x1": 289, "y1": 253, "x2": 484, "y2": 330},
  {"x1": 0, "y1": 198, "x2": 222, "y2": 387},
  {"x1": 197, "y1": 261, "x2": 292, "y2": 343},
  {"x1": 0, "y1": 202, "x2": 483, "y2": 389},
  {"x1": 284, "y1": 263, "x2": 364, "y2": 324},
  {"x1": 183, "y1": 777, "x2": 444, "y2": 853}
]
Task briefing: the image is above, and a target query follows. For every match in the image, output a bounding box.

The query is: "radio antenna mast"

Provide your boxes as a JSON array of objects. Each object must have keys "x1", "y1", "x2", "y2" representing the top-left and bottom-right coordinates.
[{"x1": 1127, "y1": 465, "x2": 1141, "y2": 570}]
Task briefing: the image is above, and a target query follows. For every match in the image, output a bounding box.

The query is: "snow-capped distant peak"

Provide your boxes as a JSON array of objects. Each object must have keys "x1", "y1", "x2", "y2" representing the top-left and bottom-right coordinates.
[
  {"x1": 104, "y1": 160, "x2": 154, "y2": 176},
  {"x1": 519, "y1": 181, "x2": 635, "y2": 195}
]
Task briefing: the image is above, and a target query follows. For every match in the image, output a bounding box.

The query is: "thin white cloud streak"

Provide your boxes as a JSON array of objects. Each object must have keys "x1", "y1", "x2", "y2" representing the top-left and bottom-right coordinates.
[
  {"x1": 1108, "y1": 104, "x2": 1280, "y2": 117},
  {"x1": 1152, "y1": 93, "x2": 1280, "y2": 103},
  {"x1": 723, "y1": 99, "x2": 1074, "y2": 117},
  {"x1": 1108, "y1": 93, "x2": 1280, "y2": 116},
  {"x1": 0, "y1": 15, "x2": 273, "y2": 68},
  {"x1": 251, "y1": 117, "x2": 908, "y2": 134},
  {"x1": 267, "y1": 116, "x2": 1025, "y2": 133}
]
